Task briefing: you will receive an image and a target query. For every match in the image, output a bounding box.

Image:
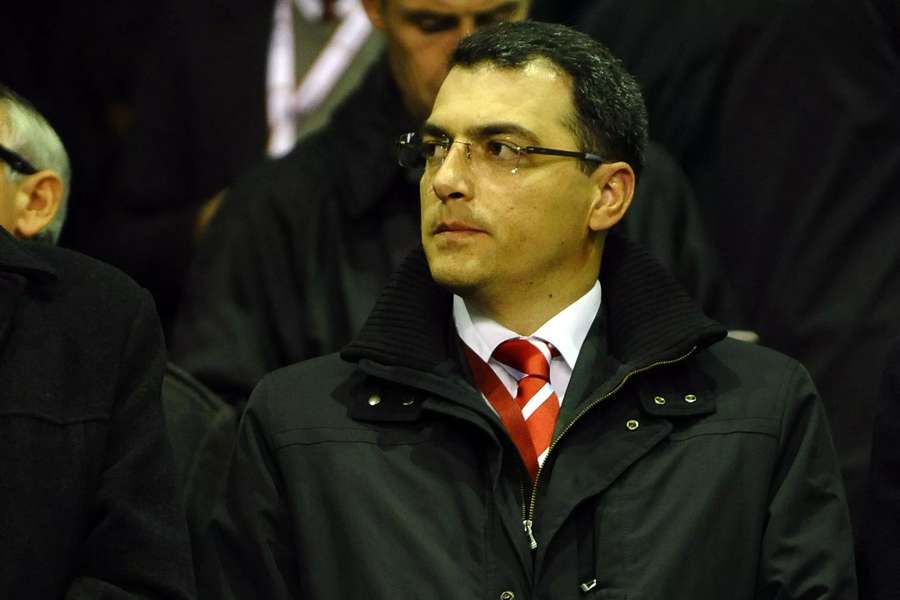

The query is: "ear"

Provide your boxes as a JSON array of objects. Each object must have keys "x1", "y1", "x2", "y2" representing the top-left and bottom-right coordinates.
[
  {"x1": 587, "y1": 161, "x2": 635, "y2": 233},
  {"x1": 13, "y1": 170, "x2": 63, "y2": 240},
  {"x1": 361, "y1": 0, "x2": 387, "y2": 29}
]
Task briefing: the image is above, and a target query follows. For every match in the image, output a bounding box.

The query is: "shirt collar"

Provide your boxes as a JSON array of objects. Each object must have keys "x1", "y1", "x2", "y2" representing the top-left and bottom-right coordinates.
[{"x1": 453, "y1": 281, "x2": 603, "y2": 369}]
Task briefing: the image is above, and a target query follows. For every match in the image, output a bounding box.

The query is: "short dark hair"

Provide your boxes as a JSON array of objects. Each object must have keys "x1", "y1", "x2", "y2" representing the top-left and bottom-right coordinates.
[{"x1": 451, "y1": 21, "x2": 648, "y2": 175}]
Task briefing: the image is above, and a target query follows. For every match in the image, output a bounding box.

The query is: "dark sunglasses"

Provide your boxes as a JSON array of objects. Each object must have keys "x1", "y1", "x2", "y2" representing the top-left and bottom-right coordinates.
[{"x1": 0, "y1": 144, "x2": 38, "y2": 175}]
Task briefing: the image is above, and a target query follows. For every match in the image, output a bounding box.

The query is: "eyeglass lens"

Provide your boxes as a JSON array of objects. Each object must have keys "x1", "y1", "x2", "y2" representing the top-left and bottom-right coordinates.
[{"x1": 400, "y1": 138, "x2": 524, "y2": 176}]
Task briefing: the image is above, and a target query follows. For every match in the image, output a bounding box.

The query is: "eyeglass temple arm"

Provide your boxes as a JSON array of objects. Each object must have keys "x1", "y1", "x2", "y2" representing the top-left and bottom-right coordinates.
[
  {"x1": 0, "y1": 146, "x2": 38, "y2": 175},
  {"x1": 523, "y1": 146, "x2": 605, "y2": 163}
]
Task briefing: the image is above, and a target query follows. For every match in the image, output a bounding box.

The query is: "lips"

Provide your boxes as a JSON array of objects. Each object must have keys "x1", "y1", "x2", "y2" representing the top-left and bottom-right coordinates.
[{"x1": 433, "y1": 220, "x2": 485, "y2": 235}]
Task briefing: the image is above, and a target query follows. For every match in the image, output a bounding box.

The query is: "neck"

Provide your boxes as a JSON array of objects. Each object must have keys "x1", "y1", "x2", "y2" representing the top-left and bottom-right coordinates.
[{"x1": 465, "y1": 266, "x2": 601, "y2": 336}]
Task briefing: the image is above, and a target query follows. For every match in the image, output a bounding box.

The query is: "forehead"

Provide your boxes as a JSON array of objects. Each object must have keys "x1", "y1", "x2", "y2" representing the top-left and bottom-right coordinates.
[{"x1": 427, "y1": 61, "x2": 575, "y2": 142}]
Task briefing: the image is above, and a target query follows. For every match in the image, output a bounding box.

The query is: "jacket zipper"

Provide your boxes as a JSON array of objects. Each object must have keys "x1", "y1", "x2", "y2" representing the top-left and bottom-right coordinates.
[
  {"x1": 521, "y1": 346, "x2": 698, "y2": 550},
  {"x1": 521, "y1": 484, "x2": 538, "y2": 549}
]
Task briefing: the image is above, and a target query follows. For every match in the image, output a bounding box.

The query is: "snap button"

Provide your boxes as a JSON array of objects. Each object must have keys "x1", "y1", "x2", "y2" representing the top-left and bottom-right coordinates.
[
  {"x1": 684, "y1": 394, "x2": 697, "y2": 404},
  {"x1": 500, "y1": 592, "x2": 515, "y2": 600},
  {"x1": 402, "y1": 399, "x2": 415, "y2": 406},
  {"x1": 654, "y1": 395, "x2": 666, "y2": 405},
  {"x1": 626, "y1": 419, "x2": 640, "y2": 431},
  {"x1": 368, "y1": 395, "x2": 381, "y2": 406}
]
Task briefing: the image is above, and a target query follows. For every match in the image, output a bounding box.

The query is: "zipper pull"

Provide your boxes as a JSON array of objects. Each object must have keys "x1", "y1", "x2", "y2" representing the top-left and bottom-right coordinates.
[{"x1": 523, "y1": 519, "x2": 538, "y2": 550}]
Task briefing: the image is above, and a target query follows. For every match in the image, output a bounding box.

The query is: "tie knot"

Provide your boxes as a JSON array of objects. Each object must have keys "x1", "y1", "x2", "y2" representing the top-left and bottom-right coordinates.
[{"x1": 493, "y1": 338, "x2": 554, "y2": 380}]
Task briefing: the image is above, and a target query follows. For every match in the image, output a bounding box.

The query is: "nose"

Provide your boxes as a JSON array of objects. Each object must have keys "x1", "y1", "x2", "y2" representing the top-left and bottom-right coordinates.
[{"x1": 430, "y1": 142, "x2": 473, "y2": 203}]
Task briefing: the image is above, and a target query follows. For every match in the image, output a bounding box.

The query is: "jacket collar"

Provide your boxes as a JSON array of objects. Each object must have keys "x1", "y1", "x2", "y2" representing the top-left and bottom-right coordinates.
[
  {"x1": 0, "y1": 229, "x2": 58, "y2": 281},
  {"x1": 341, "y1": 232, "x2": 727, "y2": 372},
  {"x1": 0, "y1": 230, "x2": 58, "y2": 350}
]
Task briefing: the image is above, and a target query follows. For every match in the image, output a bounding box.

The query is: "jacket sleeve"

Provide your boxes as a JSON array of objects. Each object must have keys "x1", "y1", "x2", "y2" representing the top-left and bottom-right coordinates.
[
  {"x1": 66, "y1": 290, "x2": 196, "y2": 600},
  {"x1": 205, "y1": 378, "x2": 303, "y2": 600},
  {"x1": 756, "y1": 361, "x2": 858, "y2": 599}
]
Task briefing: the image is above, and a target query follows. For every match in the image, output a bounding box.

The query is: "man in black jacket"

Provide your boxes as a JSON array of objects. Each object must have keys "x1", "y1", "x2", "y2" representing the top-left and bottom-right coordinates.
[
  {"x1": 172, "y1": 0, "x2": 740, "y2": 408},
  {"x1": 210, "y1": 22, "x2": 855, "y2": 598},
  {"x1": 0, "y1": 85, "x2": 194, "y2": 599},
  {"x1": 0, "y1": 230, "x2": 196, "y2": 600}
]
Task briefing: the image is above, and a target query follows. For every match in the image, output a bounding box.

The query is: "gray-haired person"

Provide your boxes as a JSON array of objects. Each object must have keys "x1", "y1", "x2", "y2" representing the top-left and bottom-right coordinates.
[
  {"x1": 0, "y1": 83, "x2": 195, "y2": 599},
  {"x1": 0, "y1": 84, "x2": 70, "y2": 244}
]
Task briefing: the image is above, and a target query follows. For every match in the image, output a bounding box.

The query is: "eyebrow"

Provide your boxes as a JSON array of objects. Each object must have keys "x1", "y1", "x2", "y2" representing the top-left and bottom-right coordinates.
[
  {"x1": 400, "y1": 9, "x2": 454, "y2": 23},
  {"x1": 421, "y1": 122, "x2": 451, "y2": 139},
  {"x1": 472, "y1": 123, "x2": 541, "y2": 145},
  {"x1": 422, "y1": 122, "x2": 542, "y2": 146}
]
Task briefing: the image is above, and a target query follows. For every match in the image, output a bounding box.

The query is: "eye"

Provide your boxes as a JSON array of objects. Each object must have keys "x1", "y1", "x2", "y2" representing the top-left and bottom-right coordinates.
[
  {"x1": 421, "y1": 140, "x2": 449, "y2": 162},
  {"x1": 410, "y1": 14, "x2": 457, "y2": 34},
  {"x1": 484, "y1": 140, "x2": 522, "y2": 162}
]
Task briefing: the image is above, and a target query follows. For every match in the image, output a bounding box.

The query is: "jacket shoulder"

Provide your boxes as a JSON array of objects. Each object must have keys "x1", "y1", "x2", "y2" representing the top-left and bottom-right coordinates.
[
  {"x1": 704, "y1": 336, "x2": 805, "y2": 374},
  {"x1": 695, "y1": 337, "x2": 818, "y2": 422},
  {"x1": 247, "y1": 353, "x2": 362, "y2": 432},
  {"x1": 19, "y1": 243, "x2": 153, "y2": 318}
]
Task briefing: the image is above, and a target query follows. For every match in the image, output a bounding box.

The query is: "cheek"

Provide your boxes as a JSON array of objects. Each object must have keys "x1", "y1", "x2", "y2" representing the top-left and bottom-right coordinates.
[{"x1": 419, "y1": 179, "x2": 438, "y2": 229}]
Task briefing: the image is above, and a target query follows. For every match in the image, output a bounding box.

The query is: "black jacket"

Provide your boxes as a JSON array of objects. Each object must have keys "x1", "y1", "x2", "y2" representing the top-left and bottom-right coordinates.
[
  {"x1": 210, "y1": 235, "x2": 856, "y2": 599},
  {"x1": 863, "y1": 337, "x2": 900, "y2": 599},
  {"x1": 0, "y1": 230, "x2": 195, "y2": 599},
  {"x1": 172, "y1": 56, "x2": 740, "y2": 407}
]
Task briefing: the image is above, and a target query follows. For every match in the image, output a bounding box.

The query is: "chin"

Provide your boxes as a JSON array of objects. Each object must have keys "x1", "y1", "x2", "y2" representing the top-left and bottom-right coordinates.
[{"x1": 426, "y1": 259, "x2": 484, "y2": 295}]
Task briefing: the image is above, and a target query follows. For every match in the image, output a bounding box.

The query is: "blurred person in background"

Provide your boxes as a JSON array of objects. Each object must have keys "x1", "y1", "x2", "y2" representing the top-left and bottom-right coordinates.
[{"x1": 102, "y1": 0, "x2": 385, "y2": 331}]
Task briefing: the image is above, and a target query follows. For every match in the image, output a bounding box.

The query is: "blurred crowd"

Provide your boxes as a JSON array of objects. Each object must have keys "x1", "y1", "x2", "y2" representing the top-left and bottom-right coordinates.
[{"x1": 3, "y1": 0, "x2": 899, "y2": 597}]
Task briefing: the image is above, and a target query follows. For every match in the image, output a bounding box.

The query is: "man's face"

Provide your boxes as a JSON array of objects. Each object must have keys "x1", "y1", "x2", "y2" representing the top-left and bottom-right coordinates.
[
  {"x1": 364, "y1": 0, "x2": 528, "y2": 121},
  {"x1": 420, "y1": 61, "x2": 600, "y2": 304}
]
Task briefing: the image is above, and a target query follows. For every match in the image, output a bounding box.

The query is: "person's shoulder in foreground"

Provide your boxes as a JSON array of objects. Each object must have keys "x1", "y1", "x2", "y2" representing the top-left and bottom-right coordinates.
[{"x1": 0, "y1": 229, "x2": 195, "y2": 599}]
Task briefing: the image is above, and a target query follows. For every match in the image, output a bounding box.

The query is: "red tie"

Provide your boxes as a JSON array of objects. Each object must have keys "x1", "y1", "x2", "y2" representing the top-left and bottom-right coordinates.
[
  {"x1": 493, "y1": 338, "x2": 561, "y2": 468},
  {"x1": 463, "y1": 339, "x2": 562, "y2": 479}
]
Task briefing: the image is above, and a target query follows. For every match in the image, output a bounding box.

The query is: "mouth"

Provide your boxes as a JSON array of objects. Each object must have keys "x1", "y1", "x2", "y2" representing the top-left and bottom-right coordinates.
[{"x1": 433, "y1": 221, "x2": 486, "y2": 235}]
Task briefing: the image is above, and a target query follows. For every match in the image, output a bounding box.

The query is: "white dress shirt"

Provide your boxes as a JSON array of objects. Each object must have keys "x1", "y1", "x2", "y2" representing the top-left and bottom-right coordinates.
[{"x1": 453, "y1": 281, "x2": 603, "y2": 406}]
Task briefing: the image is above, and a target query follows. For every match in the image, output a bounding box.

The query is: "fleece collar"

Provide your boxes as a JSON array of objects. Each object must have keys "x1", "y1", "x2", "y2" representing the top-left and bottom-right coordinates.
[{"x1": 341, "y1": 232, "x2": 726, "y2": 372}]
